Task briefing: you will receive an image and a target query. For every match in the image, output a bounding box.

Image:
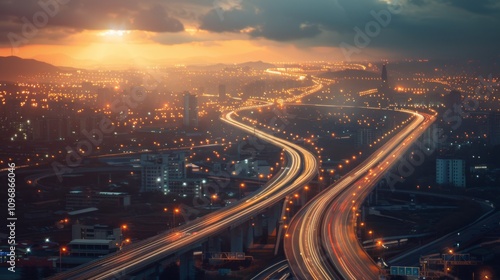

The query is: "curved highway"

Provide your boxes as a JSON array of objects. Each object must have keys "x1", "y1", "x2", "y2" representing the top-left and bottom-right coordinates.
[
  {"x1": 285, "y1": 106, "x2": 436, "y2": 280},
  {"x1": 250, "y1": 259, "x2": 290, "y2": 280},
  {"x1": 48, "y1": 84, "x2": 322, "y2": 280}
]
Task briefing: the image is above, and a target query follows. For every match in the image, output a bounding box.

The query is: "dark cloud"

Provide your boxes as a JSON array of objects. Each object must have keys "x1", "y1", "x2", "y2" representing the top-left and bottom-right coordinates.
[
  {"x1": 438, "y1": 0, "x2": 500, "y2": 15},
  {"x1": 199, "y1": 0, "x2": 392, "y2": 40},
  {"x1": 199, "y1": 0, "x2": 354, "y2": 40},
  {"x1": 0, "y1": 0, "x2": 184, "y2": 45},
  {"x1": 407, "y1": 0, "x2": 427, "y2": 7},
  {"x1": 133, "y1": 5, "x2": 183, "y2": 32},
  {"x1": 379, "y1": 16, "x2": 500, "y2": 58},
  {"x1": 199, "y1": 4, "x2": 257, "y2": 33},
  {"x1": 0, "y1": 0, "x2": 499, "y2": 59},
  {"x1": 197, "y1": 0, "x2": 500, "y2": 58},
  {"x1": 249, "y1": 19, "x2": 321, "y2": 41}
]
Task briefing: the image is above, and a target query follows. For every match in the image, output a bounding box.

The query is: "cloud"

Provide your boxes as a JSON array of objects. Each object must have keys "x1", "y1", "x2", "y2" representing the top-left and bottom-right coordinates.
[
  {"x1": 199, "y1": 0, "x2": 388, "y2": 40},
  {"x1": 0, "y1": 0, "x2": 498, "y2": 59},
  {"x1": 438, "y1": 0, "x2": 500, "y2": 15},
  {"x1": 0, "y1": 0, "x2": 184, "y2": 45},
  {"x1": 199, "y1": 3, "x2": 256, "y2": 33},
  {"x1": 132, "y1": 5, "x2": 184, "y2": 32},
  {"x1": 197, "y1": 0, "x2": 500, "y2": 58},
  {"x1": 151, "y1": 29, "x2": 247, "y2": 45}
]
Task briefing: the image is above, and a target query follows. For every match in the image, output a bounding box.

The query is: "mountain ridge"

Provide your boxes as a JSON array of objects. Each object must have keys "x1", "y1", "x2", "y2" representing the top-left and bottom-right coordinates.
[{"x1": 0, "y1": 56, "x2": 60, "y2": 82}]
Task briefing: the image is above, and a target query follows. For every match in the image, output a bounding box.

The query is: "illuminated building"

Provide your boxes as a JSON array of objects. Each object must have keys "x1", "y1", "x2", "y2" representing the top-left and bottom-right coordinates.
[{"x1": 140, "y1": 153, "x2": 201, "y2": 197}]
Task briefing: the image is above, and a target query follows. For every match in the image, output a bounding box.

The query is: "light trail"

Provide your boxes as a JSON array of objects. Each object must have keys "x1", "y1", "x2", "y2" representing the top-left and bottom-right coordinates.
[{"x1": 285, "y1": 105, "x2": 436, "y2": 279}]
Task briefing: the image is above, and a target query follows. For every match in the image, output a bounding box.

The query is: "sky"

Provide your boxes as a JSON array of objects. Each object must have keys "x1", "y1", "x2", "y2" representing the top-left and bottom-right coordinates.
[{"x1": 0, "y1": 0, "x2": 499, "y2": 67}]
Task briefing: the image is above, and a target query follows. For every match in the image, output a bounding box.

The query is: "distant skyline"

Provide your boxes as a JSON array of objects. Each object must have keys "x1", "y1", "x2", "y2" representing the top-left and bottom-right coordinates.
[{"x1": 0, "y1": 0, "x2": 499, "y2": 67}]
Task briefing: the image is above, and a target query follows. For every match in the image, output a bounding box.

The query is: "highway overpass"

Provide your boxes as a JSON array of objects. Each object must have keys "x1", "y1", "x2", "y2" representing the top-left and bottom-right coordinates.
[
  {"x1": 48, "y1": 84, "x2": 323, "y2": 280},
  {"x1": 285, "y1": 106, "x2": 436, "y2": 279}
]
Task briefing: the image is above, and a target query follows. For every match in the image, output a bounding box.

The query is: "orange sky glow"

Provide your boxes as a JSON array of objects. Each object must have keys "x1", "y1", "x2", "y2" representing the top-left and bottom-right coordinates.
[{"x1": 0, "y1": 29, "x2": 347, "y2": 67}]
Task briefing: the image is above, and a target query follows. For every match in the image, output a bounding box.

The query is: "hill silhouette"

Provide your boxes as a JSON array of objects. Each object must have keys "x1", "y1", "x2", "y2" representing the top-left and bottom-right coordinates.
[{"x1": 0, "y1": 56, "x2": 60, "y2": 82}]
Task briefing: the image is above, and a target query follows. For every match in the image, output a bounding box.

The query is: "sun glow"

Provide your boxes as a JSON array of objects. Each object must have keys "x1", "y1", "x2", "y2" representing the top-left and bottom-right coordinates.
[{"x1": 99, "y1": 30, "x2": 130, "y2": 37}]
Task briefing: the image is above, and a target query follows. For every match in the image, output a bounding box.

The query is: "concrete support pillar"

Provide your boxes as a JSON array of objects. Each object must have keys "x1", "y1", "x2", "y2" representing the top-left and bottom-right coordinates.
[
  {"x1": 220, "y1": 231, "x2": 231, "y2": 252},
  {"x1": 253, "y1": 217, "x2": 263, "y2": 238},
  {"x1": 204, "y1": 236, "x2": 221, "y2": 253},
  {"x1": 230, "y1": 226, "x2": 243, "y2": 253},
  {"x1": 267, "y1": 204, "x2": 280, "y2": 237},
  {"x1": 155, "y1": 262, "x2": 161, "y2": 280},
  {"x1": 179, "y1": 250, "x2": 195, "y2": 280},
  {"x1": 245, "y1": 220, "x2": 254, "y2": 249}
]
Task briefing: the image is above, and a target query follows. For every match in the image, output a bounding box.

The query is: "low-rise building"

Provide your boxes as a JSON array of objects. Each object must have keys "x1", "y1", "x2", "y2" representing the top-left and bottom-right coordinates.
[
  {"x1": 72, "y1": 224, "x2": 121, "y2": 243},
  {"x1": 68, "y1": 239, "x2": 117, "y2": 257},
  {"x1": 66, "y1": 191, "x2": 131, "y2": 210},
  {"x1": 233, "y1": 159, "x2": 271, "y2": 177}
]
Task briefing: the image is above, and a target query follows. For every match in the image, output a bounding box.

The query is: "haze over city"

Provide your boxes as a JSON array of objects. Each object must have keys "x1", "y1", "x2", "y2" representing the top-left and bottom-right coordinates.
[
  {"x1": 0, "y1": 1, "x2": 499, "y2": 280},
  {"x1": 0, "y1": 0, "x2": 499, "y2": 66}
]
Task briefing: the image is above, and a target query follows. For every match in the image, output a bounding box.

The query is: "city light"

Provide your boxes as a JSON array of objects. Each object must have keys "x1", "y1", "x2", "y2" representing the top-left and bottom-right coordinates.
[{"x1": 0, "y1": 7, "x2": 496, "y2": 278}]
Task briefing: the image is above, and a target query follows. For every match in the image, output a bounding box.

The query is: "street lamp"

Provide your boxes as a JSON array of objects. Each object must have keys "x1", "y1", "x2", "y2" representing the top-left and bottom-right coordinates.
[
  {"x1": 121, "y1": 224, "x2": 128, "y2": 235},
  {"x1": 59, "y1": 246, "x2": 67, "y2": 272},
  {"x1": 119, "y1": 238, "x2": 131, "y2": 250},
  {"x1": 211, "y1": 194, "x2": 217, "y2": 209},
  {"x1": 369, "y1": 230, "x2": 374, "y2": 243},
  {"x1": 173, "y1": 208, "x2": 180, "y2": 227},
  {"x1": 240, "y1": 183, "x2": 245, "y2": 198},
  {"x1": 121, "y1": 224, "x2": 128, "y2": 242}
]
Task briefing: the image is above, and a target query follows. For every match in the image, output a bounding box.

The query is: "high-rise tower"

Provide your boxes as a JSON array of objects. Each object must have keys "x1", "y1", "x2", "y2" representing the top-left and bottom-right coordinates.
[
  {"x1": 218, "y1": 84, "x2": 226, "y2": 102},
  {"x1": 381, "y1": 64, "x2": 388, "y2": 85},
  {"x1": 183, "y1": 92, "x2": 198, "y2": 128}
]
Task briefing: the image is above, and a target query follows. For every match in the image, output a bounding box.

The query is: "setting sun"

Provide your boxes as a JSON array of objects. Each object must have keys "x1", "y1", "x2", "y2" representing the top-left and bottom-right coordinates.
[{"x1": 99, "y1": 30, "x2": 130, "y2": 37}]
